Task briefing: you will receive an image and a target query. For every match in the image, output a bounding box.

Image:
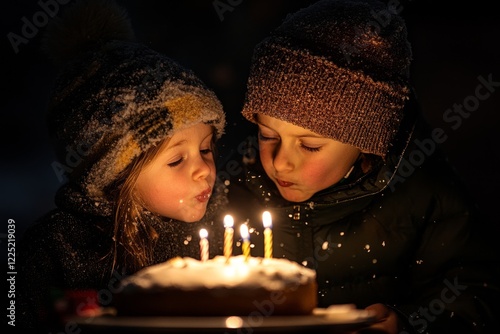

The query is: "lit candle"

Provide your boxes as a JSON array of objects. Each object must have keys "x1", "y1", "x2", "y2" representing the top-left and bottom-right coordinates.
[
  {"x1": 223, "y1": 215, "x2": 234, "y2": 263},
  {"x1": 240, "y1": 224, "x2": 250, "y2": 261},
  {"x1": 199, "y1": 228, "x2": 209, "y2": 262},
  {"x1": 262, "y1": 211, "x2": 273, "y2": 258}
]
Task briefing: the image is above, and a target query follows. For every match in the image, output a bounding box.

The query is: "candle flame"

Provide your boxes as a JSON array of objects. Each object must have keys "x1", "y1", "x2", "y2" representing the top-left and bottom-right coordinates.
[
  {"x1": 262, "y1": 211, "x2": 272, "y2": 229},
  {"x1": 199, "y1": 228, "x2": 208, "y2": 239},
  {"x1": 240, "y1": 224, "x2": 249, "y2": 241},
  {"x1": 224, "y1": 215, "x2": 234, "y2": 228}
]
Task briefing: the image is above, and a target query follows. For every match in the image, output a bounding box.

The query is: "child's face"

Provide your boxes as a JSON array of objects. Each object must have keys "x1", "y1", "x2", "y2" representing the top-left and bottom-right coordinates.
[
  {"x1": 257, "y1": 114, "x2": 360, "y2": 202},
  {"x1": 135, "y1": 123, "x2": 216, "y2": 222}
]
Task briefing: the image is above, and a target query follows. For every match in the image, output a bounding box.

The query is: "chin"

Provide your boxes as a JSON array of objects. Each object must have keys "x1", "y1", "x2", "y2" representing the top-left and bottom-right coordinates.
[
  {"x1": 278, "y1": 189, "x2": 312, "y2": 203},
  {"x1": 186, "y1": 210, "x2": 208, "y2": 223},
  {"x1": 180, "y1": 215, "x2": 203, "y2": 223},
  {"x1": 167, "y1": 209, "x2": 206, "y2": 223}
]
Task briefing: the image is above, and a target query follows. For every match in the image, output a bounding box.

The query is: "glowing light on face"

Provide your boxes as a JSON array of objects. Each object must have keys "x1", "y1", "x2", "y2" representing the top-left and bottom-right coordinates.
[
  {"x1": 134, "y1": 123, "x2": 215, "y2": 222},
  {"x1": 256, "y1": 114, "x2": 360, "y2": 202}
]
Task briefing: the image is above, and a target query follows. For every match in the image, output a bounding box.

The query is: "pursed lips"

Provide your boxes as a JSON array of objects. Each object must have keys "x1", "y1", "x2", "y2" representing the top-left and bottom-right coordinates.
[
  {"x1": 195, "y1": 187, "x2": 212, "y2": 202},
  {"x1": 276, "y1": 179, "x2": 294, "y2": 187}
]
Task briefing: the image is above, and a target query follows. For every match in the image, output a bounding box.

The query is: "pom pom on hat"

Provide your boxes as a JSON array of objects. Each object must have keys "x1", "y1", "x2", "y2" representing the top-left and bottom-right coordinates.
[
  {"x1": 44, "y1": 0, "x2": 225, "y2": 200},
  {"x1": 241, "y1": 0, "x2": 412, "y2": 158},
  {"x1": 42, "y1": 0, "x2": 135, "y2": 65}
]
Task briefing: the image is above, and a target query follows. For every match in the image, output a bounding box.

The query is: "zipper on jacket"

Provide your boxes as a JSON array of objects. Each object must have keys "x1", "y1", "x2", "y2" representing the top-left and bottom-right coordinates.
[
  {"x1": 290, "y1": 204, "x2": 316, "y2": 269},
  {"x1": 292, "y1": 205, "x2": 301, "y2": 221}
]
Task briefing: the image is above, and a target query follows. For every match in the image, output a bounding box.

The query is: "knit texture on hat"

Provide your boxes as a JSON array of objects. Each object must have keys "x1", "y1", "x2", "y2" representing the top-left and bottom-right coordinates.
[
  {"x1": 241, "y1": 0, "x2": 411, "y2": 157},
  {"x1": 44, "y1": 0, "x2": 225, "y2": 199}
]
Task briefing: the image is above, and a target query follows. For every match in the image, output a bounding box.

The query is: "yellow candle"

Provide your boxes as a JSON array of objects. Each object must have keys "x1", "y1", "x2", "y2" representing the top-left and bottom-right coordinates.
[
  {"x1": 199, "y1": 228, "x2": 209, "y2": 262},
  {"x1": 262, "y1": 211, "x2": 273, "y2": 258},
  {"x1": 240, "y1": 224, "x2": 250, "y2": 261},
  {"x1": 223, "y1": 215, "x2": 234, "y2": 263}
]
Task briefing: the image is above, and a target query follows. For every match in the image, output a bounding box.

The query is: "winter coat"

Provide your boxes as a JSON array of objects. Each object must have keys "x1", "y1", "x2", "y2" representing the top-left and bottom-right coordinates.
[
  {"x1": 226, "y1": 103, "x2": 500, "y2": 333},
  {"x1": 16, "y1": 182, "x2": 226, "y2": 331}
]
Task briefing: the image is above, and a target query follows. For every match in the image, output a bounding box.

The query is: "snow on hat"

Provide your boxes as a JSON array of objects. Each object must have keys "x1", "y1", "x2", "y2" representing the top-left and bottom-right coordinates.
[
  {"x1": 44, "y1": 0, "x2": 225, "y2": 198},
  {"x1": 241, "y1": 0, "x2": 411, "y2": 157}
]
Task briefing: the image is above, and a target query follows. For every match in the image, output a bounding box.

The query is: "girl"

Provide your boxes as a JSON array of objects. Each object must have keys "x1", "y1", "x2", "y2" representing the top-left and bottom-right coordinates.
[
  {"x1": 227, "y1": 0, "x2": 500, "y2": 333},
  {"x1": 17, "y1": 0, "x2": 226, "y2": 330}
]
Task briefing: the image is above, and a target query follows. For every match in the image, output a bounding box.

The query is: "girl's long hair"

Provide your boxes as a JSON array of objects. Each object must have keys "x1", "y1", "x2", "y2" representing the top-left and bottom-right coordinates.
[{"x1": 105, "y1": 139, "x2": 167, "y2": 274}]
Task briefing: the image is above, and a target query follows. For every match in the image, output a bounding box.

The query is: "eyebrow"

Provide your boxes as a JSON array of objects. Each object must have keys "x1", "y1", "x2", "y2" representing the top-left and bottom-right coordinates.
[
  {"x1": 165, "y1": 130, "x2": 214, "y2": 151},
  {"x1": 167, "y1": 139, "x2": 187, "y2": 149}
]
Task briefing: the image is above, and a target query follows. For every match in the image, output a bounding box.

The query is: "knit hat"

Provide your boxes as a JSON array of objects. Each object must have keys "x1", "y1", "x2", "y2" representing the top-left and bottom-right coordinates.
[
  {"x1": 44, "y1": 0, "x2": 225, "y2": 199},
  {"x1": 241, "y1": 0, "x2": 411, "y2": 157}
]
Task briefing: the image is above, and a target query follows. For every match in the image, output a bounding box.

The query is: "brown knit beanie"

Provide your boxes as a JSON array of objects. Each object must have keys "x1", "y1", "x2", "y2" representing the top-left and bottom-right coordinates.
[
  {"x1": 44, "y1": 0, "x2": 225, "y2": 199},
  {"x1": 241, "y1": 0, "x2": 411, "y2": 157}
]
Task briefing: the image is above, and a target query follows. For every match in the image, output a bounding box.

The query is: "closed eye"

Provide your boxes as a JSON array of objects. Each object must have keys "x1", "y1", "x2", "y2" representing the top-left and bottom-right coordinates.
[
  {"x1": 300, "y1": 144, "x2": 321, "y2": 152},
  {"x1": 258, "y1": 132, "x2": 277, "y2": 141},
  {"x1": 168, "y1": 158, "x2": 183, "y2": 167}
]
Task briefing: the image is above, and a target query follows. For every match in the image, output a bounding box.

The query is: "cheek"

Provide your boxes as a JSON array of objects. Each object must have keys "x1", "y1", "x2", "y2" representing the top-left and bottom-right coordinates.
[
  {"x1": 259, "y1": 146, "x2": 274, "y2": 173},
  {"x1": 299, "y1": 157, "x2": 349, "y2": 191},
  {"x1": 137, "y1": 177, "x2": 179, "y2": 214},
  {"x1": 139, "y1": 184, "x2": 165, "y2": 208},
  {"x1": 207, "y1": 163, "x2": 217, "y2": 184},
  {"x1": 300, "y1": 162, "x2": 332, "y2": 185}
]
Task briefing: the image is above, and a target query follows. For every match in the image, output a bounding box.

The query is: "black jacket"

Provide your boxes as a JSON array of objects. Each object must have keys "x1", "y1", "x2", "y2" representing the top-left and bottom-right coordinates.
[
  {"x1": 16, "y1": 182, "x2": 226, "y2": 331},
  {"x1": 226, "y1": 102, "x2": 500, "y2": 333}
]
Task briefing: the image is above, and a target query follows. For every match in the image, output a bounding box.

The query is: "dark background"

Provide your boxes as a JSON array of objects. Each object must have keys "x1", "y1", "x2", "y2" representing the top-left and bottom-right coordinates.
[{"x1": 2, "y1": 0, "x2": 499, "y2": 252}]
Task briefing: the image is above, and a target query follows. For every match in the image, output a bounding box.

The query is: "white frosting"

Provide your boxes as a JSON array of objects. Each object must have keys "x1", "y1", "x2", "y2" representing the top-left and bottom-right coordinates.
[{"x1": 120, "y1": 255, "x2": 316, "y2": 292}]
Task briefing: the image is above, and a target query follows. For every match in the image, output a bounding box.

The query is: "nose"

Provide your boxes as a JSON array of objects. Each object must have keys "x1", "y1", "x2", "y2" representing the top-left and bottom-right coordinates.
[
  {"x1": 272, "y1": 142, "x2": 293, "y2": 172},
  {"x1": 193, "y1": 153, "x2": 213, "y2": 180}
]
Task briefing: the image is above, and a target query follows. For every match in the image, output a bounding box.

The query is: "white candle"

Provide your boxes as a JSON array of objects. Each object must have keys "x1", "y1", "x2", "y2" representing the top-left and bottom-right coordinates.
[
  {"x1": 262, "y1": 211, "x2": 273, "y2": 258},
  {"x1": 223, "y1": 215, "x2": 234, "y2": 262},
  {"x1": 199, "y1": 228, "x2": 209, "y2": 262}
]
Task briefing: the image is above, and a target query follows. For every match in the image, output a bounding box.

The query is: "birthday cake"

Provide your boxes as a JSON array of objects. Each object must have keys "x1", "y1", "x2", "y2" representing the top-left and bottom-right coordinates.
[{"x1": 113, "y1": 255, "x2": 317, "y2": 316}]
